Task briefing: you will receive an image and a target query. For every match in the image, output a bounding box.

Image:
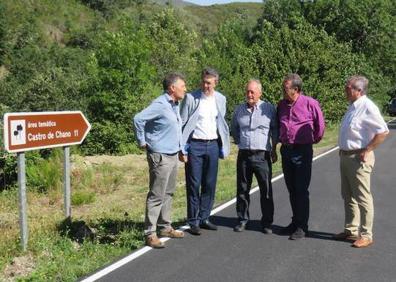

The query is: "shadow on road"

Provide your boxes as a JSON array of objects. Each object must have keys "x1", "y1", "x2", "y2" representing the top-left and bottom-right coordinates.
[
  {"x1": 210, "y1": 215, "x2": 345, "y2": 243},
  {"x1": 210, "y1": 215, "x2": 237, "y2": 229},
  {"x1": 306, "y1": 230, "x2": 340, "y2": 242}
]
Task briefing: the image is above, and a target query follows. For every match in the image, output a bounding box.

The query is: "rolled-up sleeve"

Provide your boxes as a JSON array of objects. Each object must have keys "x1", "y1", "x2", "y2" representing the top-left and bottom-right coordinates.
[{"x1": 366, "y1": 106, "x2": 389, "y2": 134}]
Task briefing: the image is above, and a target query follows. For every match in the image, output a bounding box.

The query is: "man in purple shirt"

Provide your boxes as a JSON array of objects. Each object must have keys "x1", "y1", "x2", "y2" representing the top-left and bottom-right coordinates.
[{"x1": 276, "y1": 73, "x2": 325, "y2": 240}]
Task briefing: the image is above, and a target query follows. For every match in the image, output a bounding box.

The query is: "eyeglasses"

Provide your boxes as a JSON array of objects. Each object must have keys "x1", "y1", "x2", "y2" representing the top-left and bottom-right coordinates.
[{"x1": 345, "y1": 85, "x2": 361, "y2": 92}]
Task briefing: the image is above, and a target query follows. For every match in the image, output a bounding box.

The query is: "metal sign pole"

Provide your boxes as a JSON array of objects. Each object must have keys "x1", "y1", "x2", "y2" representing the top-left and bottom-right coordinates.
[
  {"x1": 63, "y1": 146, "x2": 71, "y2": 218},
  {"x1": 17, "y1": 152, "x2": 28, "y2": 251}
]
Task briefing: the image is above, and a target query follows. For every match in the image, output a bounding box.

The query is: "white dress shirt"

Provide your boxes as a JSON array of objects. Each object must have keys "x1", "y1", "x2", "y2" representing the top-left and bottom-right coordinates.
[
  {"x1": 192, "y1": 93, "x2": 218, "y2": 140},
  {"x1": 338, "y1": 95, "x2": 388, "y2": 150}
]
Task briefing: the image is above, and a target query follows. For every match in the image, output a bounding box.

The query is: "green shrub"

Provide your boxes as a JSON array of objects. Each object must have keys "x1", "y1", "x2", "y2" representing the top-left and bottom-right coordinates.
[
  {"x1": 26, "y1": 150, "x2": 62, "y2": 193},
  {"x1": 71, "y1": 190, "x2": 96, "y2": 206}
]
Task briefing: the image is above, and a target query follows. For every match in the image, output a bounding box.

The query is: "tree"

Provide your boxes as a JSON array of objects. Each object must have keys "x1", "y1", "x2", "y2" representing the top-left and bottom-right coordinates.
[
  {"x1": 82, "y1": 20, "x2": 157, "y2": 154},
  {"x1": 196, "y1": 18, "x2": 259, "y2": 121},
  {"x1": 303, "y1": 0, "x2": 396, "y2": 80},
  {"x1": 147, "y1": 8, "x2": 198, "y2": 82},
  {"x1": 252, "y1": 19, "x2": 382, "y2": 122}
]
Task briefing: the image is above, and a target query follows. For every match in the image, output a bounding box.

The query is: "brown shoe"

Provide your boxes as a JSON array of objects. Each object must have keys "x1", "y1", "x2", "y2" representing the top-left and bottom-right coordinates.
[
  {"x1": 159, "y1": 228, "x2": 184, "y2": 238},
  {"x1": 352, "y1": 237, "x2": 373, "y2": 248},
  {"x1": 145, "y1": 234, "x2": 165, "y2": 248},
  {"x1": 333, "y1": 232, "x2": 359, "y2": 241}
]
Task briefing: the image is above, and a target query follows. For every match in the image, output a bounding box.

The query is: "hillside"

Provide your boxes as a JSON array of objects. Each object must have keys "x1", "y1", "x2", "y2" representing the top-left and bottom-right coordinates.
[{"x1": 184, "y1": 3, "x2": 263, "y2": 33}]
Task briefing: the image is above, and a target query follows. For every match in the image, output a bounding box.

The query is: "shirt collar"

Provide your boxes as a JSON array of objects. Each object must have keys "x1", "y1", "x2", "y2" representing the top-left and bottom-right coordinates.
[
  {"x1": 282, "y1": 92, "x2": 303, "y2": 107},
  {"x1": 246, "y1": 99, "x2": 263, "y2": 109},
  {"x1": 165, "y1": 93, "x2": 178, "y2": 105},
  {"x1": 200, "y1": 91, "x2": 216, "y2": 100},
  {"x1": 350, "y1": 95, "x2": 366, "y2": 109}
]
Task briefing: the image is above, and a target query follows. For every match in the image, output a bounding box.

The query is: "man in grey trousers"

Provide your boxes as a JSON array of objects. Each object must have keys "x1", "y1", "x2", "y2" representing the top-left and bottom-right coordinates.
[{"x1": 133, "y1": 73, "x2": 186, "y2": 248}]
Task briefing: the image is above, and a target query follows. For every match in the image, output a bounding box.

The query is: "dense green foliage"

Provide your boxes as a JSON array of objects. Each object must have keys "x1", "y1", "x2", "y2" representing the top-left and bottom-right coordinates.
[{"x1": 0, "y1": 0, "x2": 394, "y2": 164}]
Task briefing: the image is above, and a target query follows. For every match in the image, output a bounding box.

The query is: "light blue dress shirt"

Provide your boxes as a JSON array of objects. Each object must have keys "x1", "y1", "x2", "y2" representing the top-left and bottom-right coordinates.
[
  {"x1": 231, "y1": 100, "x2": 278, "y2": 151},
  {"x1": 133, "y1": 93, "x2": 182, "y2": 154}
]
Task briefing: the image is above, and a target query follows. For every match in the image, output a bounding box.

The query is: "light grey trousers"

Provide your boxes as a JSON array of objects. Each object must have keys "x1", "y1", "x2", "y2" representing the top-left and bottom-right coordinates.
[{"x1": 144, "y1": 151, "x2": 178, "y2": 235}]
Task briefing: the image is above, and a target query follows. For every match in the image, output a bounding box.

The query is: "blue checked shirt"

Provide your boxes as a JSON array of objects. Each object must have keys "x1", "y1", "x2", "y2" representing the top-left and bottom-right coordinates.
[
  {"x1": 231, "y1": 100, "x2": 278, "y2": 151},
  {"x1": 133, "y1": 93, "x2": 182, "y2": 154}
]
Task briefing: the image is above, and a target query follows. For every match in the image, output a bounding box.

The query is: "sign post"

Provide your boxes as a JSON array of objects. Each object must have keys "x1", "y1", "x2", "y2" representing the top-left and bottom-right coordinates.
[
  {"x1": 64, "y1": 146, "x2": 71, "y2": 218},
  {"x1": 17, "y1": 152, "x2": 28, "y2": 251},
  {"x1": 3, "y1": 111, "x2": 91, "y2": 250}
]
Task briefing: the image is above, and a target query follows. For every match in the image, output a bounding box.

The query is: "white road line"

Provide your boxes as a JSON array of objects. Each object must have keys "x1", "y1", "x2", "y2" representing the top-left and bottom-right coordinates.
[
  {"x1": 80, "y1": 146, "x2": 338, "y2": 282},
  {"x1": 313, "y1": 146, "x2": 339, "y2": 161}
]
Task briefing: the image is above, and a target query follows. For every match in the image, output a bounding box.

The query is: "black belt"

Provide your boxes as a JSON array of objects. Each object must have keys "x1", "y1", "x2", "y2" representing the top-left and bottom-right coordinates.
[
  {"x1": 164, "y1": 152, "x2": 178, "y2": 156},
  {"x1": 281, "y1": 143, "x2": 311, "y2": 149},
  {"x1": 239, "y1": 149, "x2": 266, "y2": 154},
  {"x1": 147, "y1": 149, "x2": 178, "y2": 156},
  {"x1": 191, "y1": 138, "x2": 218, "y2": 143},
  {"x1": 239, "y1": 149, "x2": 270, "y2": 159}
]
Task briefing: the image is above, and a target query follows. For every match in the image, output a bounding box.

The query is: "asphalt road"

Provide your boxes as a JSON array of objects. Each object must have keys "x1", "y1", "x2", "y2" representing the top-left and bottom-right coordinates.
[{"x1": 91, "y1": 121, "x2": 396, "y2": 282}]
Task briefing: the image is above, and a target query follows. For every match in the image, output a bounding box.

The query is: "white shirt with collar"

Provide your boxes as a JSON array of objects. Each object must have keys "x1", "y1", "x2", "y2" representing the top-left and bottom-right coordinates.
[
  {"x1": 338, "y1": 95, "x2": 388, "y2": 150},
  {"x1": 192, "y1": 92, "x2": 219, "y2": 140}
]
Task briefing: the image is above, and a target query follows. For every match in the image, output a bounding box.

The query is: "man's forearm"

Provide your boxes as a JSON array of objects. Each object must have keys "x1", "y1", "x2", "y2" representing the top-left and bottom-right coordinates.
[{"x1": 366, "y1": 131, "x2": 389, "y2": 152}]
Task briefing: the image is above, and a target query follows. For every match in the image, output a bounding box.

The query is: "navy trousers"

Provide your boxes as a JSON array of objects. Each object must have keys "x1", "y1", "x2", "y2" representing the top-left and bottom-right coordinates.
[
  {"x1": 185, "y1": 139, "x2": 219, "y2": 227},
  {"x1": 236, "y1": 150, "x2": 273, "y2": 227},
  {"x1": 280, "y1": 144, "x2": 313, "y2": 232}
]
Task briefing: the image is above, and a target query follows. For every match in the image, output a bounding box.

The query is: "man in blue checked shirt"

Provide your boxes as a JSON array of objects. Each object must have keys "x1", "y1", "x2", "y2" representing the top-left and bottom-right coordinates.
[
  {"x1": 133, "y1": 73, "x2": 186, "y2": 249},
  {"x1": 231, "y1": 79, "x2": 278, "y2": 234}
]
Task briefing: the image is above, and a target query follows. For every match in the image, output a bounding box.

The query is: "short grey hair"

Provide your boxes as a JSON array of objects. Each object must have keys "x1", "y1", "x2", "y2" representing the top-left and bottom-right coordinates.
[
  {"x1": 201, "y1": 67, "x2": 219, "y2": 81},
  {"x1": 247, "y1": 79, "x2": 262, "y2": 93},
  {"x1": 346, "y1": 75, "x2": 368, "y2": 95},
  {"x1": 163, "y1": 72, "x2": 185, "y2": 91},
  {"x1": 284, "y1": 73, "x2": 302, "y2": 91}
]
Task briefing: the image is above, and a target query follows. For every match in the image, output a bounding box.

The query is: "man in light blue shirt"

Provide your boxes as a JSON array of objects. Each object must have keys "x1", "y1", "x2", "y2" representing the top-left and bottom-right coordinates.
[
  {"x1": 133, "y1": 73, "x2": 186, "y2": 248},
  {"x1": 231, "y1": 79, "x2": 278, "y2": 233}
]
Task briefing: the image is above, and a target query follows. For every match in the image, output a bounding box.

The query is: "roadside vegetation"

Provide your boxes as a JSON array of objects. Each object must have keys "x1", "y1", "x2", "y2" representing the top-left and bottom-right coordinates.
[
  {"x1": 0, "y1": 0, "x2": 395, "y2": 280},
  {"x1": 0, "y1": 124, "x2": 339, "y2": 281}
]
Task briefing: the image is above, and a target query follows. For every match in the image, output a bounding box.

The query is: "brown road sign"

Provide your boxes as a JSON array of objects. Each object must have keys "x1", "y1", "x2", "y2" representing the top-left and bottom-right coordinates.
[{"x1": 3, "y1": 111, "x2": 91, "y2": 153}]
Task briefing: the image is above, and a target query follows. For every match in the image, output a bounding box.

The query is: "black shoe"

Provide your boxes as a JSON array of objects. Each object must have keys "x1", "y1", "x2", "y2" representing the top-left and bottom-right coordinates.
[
  {"x1": 200, "y1": 220, "x2": 218, "y2": 230},
  {"x1": 189, "y1": 225, "x2": 201, "y2": 235},
  {"x1": 233, "y1": 223, "x2": 246, "y2": 232},
  {"x1": 289, "y1": 228, "x2": 305, "y2": 240},
  {"x1": 280, "y1": 223, "x2": 296, "y2": 235},
  {"x1": 262, "y1": 226, "x2": 272, "y2": 234}
]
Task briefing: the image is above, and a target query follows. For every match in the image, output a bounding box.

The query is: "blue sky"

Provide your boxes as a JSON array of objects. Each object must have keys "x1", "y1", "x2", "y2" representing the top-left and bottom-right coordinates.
[{"x1": 186, "y1": 0, "x2": 263, "y2": 5}]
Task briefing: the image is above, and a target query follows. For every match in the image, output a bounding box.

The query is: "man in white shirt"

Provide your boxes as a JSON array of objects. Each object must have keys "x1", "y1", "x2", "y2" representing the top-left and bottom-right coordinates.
[
  {"x1": 334, "y1": 75, "x2": 389, "y2": 248},
  {"x1": 180, "y1": 68, "x2": 230, "y2": 235}
]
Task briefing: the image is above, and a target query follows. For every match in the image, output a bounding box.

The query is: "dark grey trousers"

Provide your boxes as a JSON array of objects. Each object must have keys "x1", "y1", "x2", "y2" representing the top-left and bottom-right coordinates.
[{"x1": 236, "y1": 150, "x2": 274, "y2": 226}]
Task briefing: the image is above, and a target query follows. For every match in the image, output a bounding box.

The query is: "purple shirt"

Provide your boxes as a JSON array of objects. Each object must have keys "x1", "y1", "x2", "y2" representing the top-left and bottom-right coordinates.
[{"x1": 277, "y1": 94, "x2": 325, "y2": 145}]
